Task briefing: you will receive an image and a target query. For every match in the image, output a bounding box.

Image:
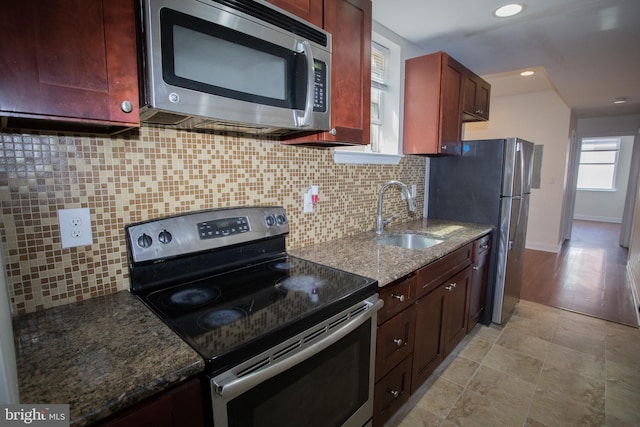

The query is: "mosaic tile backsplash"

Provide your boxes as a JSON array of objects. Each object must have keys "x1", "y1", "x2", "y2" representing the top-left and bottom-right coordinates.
[{"x1": 0, "y1": 127, "x2": 425, "y2": 314}]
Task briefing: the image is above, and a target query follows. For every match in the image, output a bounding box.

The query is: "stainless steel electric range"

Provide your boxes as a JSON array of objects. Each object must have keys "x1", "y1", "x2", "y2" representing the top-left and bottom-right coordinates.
[{"x1": 127, "y1": 207, "x2": 382, "y2": 427}]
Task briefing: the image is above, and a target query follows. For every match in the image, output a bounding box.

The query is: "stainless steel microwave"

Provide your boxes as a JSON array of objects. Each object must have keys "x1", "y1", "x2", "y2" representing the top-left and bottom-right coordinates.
[{"x1": 139, "y1": 0, "x2": 331, "y2": 135}]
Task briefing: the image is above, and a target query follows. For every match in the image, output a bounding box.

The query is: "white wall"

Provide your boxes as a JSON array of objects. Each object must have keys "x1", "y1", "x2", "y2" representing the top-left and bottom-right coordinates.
[
  {"x1": 574, "y1": 135, "x2": 634, "y2": 223},
  {"x1": 464, "y1": 90, "x2": 572, "y2": 252}
]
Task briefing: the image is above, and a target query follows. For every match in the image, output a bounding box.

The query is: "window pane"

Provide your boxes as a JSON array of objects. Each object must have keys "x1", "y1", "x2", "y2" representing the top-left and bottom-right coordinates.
[
  {"x1": 577, "y1": 164, "x2": 615, "y2": 189},
  {"x1": 582, "y1": 139, "x2": 620, "y2": 151},
  {"x1": 371, "y1": 42, "x2": 389, "y2": 86},
  {"x1": 580, "y1": 151, "x2": 617, "y2": 164}
]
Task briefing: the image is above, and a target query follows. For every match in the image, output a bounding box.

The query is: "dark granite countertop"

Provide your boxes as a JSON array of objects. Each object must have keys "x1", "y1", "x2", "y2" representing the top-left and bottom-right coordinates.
[
  {"x1": 290, "y1": 218, "x2": 493, "y2": 286},
  {"x1": 13, "y1": 291, "x2": 205, "y2": 426}
]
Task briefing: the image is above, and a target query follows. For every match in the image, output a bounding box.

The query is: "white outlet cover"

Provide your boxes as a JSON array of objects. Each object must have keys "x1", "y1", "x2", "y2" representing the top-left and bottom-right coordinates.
[{"x1": 58, "y1": 208, "x2": 93, "y2": 248}]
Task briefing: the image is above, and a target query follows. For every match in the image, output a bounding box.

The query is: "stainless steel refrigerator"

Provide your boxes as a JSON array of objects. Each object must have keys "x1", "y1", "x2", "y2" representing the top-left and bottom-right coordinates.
[{"x1": 428, "y1": 137, "x2": 534, "y2": 324}]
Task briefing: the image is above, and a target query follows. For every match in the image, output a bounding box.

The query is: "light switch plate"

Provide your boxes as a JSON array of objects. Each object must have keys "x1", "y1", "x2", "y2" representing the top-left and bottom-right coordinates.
[{"x1": 58, "y1": 208, "x2": 93, "y2": 248}]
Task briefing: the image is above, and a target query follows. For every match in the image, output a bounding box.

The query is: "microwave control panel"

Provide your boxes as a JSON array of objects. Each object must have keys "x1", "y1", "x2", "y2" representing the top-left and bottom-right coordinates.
[{"x1": 313, "y1": 60, "x2": 327, "y2": 112}]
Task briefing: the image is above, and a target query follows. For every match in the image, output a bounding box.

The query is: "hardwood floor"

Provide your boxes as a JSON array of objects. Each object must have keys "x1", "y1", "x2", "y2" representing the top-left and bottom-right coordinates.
[{"x1": 521, "y1": 220, "x2": 638, "y2": 327}]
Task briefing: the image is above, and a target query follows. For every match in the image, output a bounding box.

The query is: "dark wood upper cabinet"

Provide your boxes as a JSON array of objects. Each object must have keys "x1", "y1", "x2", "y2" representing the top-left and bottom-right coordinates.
[
  {"x1": 279, "y1": 0, "x2": 372, "y2": 146},
  {"x1": 265, "y1": 0, "x2": 324, "y2": 27},
  {"x1": 403, "y1": 51, "x2": 490, "y2": 155},
  {"x1": 0, "y1": 0, "x2": 140, "y2": 134},
  {"x1": 463, "y1": 69, "x2": 491, "y2": 121}
]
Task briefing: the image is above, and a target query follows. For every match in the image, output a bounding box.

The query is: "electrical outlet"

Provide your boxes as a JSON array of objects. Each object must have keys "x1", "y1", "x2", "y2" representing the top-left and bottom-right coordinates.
[{"x1": 59, "y1": 208, "x2": 93, "y2": 248}]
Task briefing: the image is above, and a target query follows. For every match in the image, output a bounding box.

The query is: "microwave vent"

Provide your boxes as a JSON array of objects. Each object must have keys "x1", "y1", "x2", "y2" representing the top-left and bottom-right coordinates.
[{"x1": 144, "y1": 111, "x2": 191, "y2": 125}]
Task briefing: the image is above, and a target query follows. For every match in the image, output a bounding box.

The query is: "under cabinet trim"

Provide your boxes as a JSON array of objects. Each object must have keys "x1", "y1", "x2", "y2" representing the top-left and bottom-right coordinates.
[{"x1": 332, "y1": 150, "x2": 403, "y2": 165}]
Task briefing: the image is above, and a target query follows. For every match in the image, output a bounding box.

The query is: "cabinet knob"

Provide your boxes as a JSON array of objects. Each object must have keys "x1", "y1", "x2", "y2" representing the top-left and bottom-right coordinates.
[
  {"x1": 480, "y1": 244, "x2": 489, "y2": 250},
  {"x1": 441, "y1": 144, "x2": 447, "y2": 151},
  {"x1": 391, "y1": 293, "x2": 405, "y2": 302},
  {"x1": 329, "y1": 128, "x2": 337, "y2": 136},
  {"x1": 389, "y1": 389, "x2": 400, "y2": 399},
  {"x1": 393, "y1": 338, "x2": 404, "y2": 347},
  {"x1": 445, "y1": 282, "x2": 457, "y2": 291},
  {"x1": 472, "y1": 266, "x2": 479, "y2": 271},
  {"x1": 120, "y1": 100, "x2": 133, "y2": 113}
]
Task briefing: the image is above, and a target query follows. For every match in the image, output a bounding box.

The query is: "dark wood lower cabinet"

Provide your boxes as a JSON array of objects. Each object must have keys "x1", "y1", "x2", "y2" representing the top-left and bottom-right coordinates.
[
  {"x1": 373, "y1": 355, "x2": 413, "y2": 427},
  {"x1": 96, "y1": 377, "x2": 204, "y2": 427},
  {"x1": 374, "y1": 237, "x2": 488, "y2": 426},
  {"x1": 411, "y1": 286, "x2": 445, "y2": 393},
  {"x1": 442, "y1": 267, "x2": 472, "y2": 356}
]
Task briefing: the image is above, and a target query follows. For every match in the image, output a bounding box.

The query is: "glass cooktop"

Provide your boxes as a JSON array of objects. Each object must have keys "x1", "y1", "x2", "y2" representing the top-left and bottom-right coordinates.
[{"x1": 139, "y1": 255, "x2": 377, "y2": 374}]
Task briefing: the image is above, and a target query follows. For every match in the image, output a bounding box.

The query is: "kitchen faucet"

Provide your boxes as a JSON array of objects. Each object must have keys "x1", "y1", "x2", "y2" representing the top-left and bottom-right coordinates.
[{"x1": 376, "y1": 180, "x2": 417, "y2": 235}]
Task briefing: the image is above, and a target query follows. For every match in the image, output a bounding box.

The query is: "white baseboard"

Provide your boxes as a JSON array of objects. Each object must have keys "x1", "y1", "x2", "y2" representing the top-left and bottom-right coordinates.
[
  {"x1": 525, "y1": 241, "x2": 562, "y2": 253},
  {"x1": 573, "y1": 214, "x2": 622, "y2": 223}
]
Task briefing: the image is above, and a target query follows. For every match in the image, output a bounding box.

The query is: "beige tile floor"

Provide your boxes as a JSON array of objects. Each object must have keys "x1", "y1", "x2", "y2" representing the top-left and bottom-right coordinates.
[{"x1": 385, "y1": 300, "x2": 640, "y2": 427}]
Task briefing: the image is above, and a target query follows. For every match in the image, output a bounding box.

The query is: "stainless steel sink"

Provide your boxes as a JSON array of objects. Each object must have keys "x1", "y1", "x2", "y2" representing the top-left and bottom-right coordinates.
[{"x1": 375, "y1": 233, "x2": 444, "y2": 250}]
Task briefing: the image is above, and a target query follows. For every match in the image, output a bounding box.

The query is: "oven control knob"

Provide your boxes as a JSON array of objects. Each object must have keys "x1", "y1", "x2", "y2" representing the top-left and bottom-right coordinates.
[
  {"x1": 137, "y1": 233, "x2": 153, "y2": 249},
  {"x1": 158, "y1": 229, "x2": 172, "y2": 244},
  {"x1": 276, "y1": 214, "x2": 287, "y2": 225},
  {"x1": 265, "y1": 214, "x2": 276, "y2": 227}
]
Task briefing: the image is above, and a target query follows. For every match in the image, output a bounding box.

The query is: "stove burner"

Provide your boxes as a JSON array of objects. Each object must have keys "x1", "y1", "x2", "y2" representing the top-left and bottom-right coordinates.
[
  {"x1": 169, "y1": 287, "x2": 220, "y2": 308},
  {"x1": 276, "y1": 275, "x2": 326, "y2": 292},
  {"x1": 198, "y1": 308, "x2": 246, "y2": 329},
  {"x1": 271, "y1": 261, "x2": 294, "y2": 271}
]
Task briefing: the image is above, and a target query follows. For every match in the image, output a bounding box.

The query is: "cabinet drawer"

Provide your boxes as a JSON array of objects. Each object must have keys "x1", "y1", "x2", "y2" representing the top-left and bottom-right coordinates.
[
  {"x1": 416, "y1": 243, "x2": 472, "y2": 298},
  {"x1": 472, "y1": 234, "x2": 491, "y2": 261},
  {"x1": 377, "y1": 273, "x2": 417, "y2": 325},
  {"x1": 375, "y1": 305, "x2": 415, "y2": 381},
  {"x1": 373, "y1": 355, "x2": 413, "y2": 427}
]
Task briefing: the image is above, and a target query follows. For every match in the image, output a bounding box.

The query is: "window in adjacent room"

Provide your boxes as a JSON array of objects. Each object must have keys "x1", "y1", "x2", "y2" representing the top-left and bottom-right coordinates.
[{"x1": 576, "y1": 137, "x2": 621, "y2": 191}]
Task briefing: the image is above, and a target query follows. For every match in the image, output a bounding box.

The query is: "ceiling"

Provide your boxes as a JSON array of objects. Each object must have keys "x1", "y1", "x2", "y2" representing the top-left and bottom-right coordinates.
[{"x1": 372, "y1": 0, "x2": 640, "y2": 118}]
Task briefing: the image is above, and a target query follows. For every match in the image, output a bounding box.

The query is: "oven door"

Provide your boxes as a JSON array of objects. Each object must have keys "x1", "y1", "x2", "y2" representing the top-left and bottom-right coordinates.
[{"x1": 211, "y1": 296, "x2": 383, "y2": 427}]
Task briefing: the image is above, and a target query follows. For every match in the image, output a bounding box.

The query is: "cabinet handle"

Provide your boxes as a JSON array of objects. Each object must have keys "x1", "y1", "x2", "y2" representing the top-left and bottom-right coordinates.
[
  {"x1": 393, "y1": 338, "x2": 404, "y2": 347},
  {"x1": 479, "y1": 244, "x2": 489, "y2": 250},
  {"x1": 329, "y1": 128, "x2": 337, "y2": 136},
  {"x1": 120, "y1": 100, "x2": 133, "y2": 113},
  {"x1": 445, "y1": 282, "x2": 457, "y2": 291},
  {"x1": 389, "y1": 389, "x2": 400, "y2": 399},
  {"x1": 472, "y1": 266, "x2": 479, "y2": 271},
  {"x1": 441, "y1": 144, "x2": 447, "y2": 151},
  {"x1": 391, "y1": 293, "x2": 405, "y2": 302}
]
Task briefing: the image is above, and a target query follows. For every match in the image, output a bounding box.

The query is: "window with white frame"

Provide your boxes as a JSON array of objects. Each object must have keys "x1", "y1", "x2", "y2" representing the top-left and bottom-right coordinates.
[{"x1": 576, "y1": 137, "x2": 621, "y2": 191}]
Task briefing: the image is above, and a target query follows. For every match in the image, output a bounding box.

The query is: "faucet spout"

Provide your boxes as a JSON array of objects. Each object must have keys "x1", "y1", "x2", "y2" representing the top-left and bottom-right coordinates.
[{"x1": 376, "y1": 180, "x2": 416, "y2": 236}]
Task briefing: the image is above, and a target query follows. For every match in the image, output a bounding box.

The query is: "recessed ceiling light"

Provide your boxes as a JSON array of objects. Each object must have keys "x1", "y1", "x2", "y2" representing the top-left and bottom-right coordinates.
[
  {"x1": 493, "y1": 3, "x2": 525, "y2": 18},
  {"x1": 520, "y1": 70, "x2": 535, "y2": 76},
  {"x1": 613, "y1": 97, "x2": 627, "y2": 104}
]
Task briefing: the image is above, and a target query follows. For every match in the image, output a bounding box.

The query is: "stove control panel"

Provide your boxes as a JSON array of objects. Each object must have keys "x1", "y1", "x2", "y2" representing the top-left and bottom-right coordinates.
[
  {"x1": 126, "y1": 206, "x2": 289, "y2": 263},
  {"x1": 198, "y1": 217, "x2": 249, "y2": 239}
]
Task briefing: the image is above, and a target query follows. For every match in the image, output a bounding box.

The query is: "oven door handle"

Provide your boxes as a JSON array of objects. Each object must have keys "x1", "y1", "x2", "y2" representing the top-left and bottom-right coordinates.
[{"x1": 213, "y1": 297, "x2": 383, "y2": 400}]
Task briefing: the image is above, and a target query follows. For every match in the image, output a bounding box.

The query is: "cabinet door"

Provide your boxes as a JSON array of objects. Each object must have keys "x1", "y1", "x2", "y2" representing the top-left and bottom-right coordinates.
[
  {"x1": 373, "y1": 355, "x2": 412, "y2": 427},
  {"x1": 377, "y1": 273, "x2": 416, "y2": 324},
  {"x1": 264, "y1": 0, "x2": 324, "y2": 27},
  {"x1": 403, "y1": 51, "x2": 463, "y2": 155},
  {"x1": 375, "y1": 305, "x2": 415, "y2": 381},
  {"x1": 463, "y1": 70, "x2": 491, "y2": 121},
  {"x1": 283, "y1": 0, "x2": 371, "y2": 145},
  {"x1": 97, "y1": 377, "x2": 204, "y2": 427},
  {"x1": 438, "y1": 54, "x2": 464, "y2": 154},
  {"x1": 411, "y1": 285, "x2": 446, "y2": 393},
  {"x1": 0, "y1": 0, "x2": 139, "y2": 129},
  {"x1": 443, "y1": 266, "x2": 472, "y2": 355}
]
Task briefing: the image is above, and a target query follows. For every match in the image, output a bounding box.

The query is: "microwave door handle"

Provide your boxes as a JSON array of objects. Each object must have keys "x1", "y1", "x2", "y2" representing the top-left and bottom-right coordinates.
[{"x1": 295, "y1": 40, "x2": 315, "y2": 128}]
